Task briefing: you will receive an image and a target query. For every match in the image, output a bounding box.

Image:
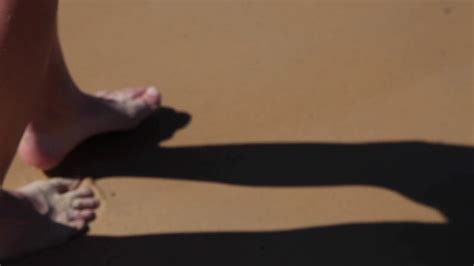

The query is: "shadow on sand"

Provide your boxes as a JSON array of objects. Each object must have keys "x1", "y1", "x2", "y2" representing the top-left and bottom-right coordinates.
[{"x1": 15, "y1": 107, "x2": 472, "y2": 265}]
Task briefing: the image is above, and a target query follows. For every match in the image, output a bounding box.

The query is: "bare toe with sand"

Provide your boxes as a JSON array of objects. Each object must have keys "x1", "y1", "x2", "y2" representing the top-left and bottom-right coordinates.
[{"x1": 0, "y1": 178, "x2": 99, "y2": 260}]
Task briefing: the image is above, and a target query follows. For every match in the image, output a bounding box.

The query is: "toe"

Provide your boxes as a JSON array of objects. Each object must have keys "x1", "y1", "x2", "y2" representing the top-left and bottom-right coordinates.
[
  {"x1": 142, "y1": 86, "x2": 161, "y2": 109},
  {"x1": 68, "y1": 187, "x2": 94, "y2": 198},
  {"x1": 97, "y1": 87, "x2": 148, "y2": 101},
  {"x1": 72, "y1": 198, "x2": 100, "y2": 209},
  {"x1": 69, "y1": 219, "x2": 87, "y2": 231},
  {"x1": 127, "y1": 87, "x2": 150, "y2": 99},
  {"x1": 69, "y1": 209, "x2": 96, "y2": 222},
  {"x1": 49, "y1": 178, "x2": 81, "y2": 193}
]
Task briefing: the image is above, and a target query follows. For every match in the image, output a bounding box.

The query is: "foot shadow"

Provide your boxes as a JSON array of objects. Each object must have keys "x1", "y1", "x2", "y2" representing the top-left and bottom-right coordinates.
[{"x1": 47, "y1": 105, "x2": 192, "y2": 177}]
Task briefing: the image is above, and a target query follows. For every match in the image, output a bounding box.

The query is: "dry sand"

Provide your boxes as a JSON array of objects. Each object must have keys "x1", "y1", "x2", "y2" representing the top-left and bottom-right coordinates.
[{"x1": 5, "y1": 0, "x2": 473, "y2": 265}]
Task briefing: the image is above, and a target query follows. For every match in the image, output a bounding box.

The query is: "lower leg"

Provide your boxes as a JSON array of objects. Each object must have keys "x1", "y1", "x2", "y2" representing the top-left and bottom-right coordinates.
[
  {"x1": 0, "y1": 1, "x2": 99, "y2": 260},
  {"x1": 0, "y1": 0, "x2": 57, "y2": 184}
]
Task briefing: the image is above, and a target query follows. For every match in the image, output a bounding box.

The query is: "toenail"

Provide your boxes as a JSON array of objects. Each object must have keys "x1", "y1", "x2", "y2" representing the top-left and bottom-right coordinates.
[
  {"x1": 77, "y1": 187, "x2": 93, "y2": 195},
  {"x1": 146, "y1": 86, "x2": 159, "y2": 96}
]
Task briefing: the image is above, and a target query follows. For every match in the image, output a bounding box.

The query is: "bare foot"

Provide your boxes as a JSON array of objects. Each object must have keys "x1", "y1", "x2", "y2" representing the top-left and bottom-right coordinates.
[
  {"x1": 19, "y1": 86, "x2": 161, "y2": 170},
  {"x1": 0, "y1": 178, "x2": 99, "y2": 260}
]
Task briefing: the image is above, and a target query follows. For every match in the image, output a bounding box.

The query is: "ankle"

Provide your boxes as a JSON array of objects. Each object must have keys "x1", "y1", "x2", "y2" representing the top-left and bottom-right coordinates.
[{"x1": 30, "y1": 86, "x2": 91, "y2": 130}]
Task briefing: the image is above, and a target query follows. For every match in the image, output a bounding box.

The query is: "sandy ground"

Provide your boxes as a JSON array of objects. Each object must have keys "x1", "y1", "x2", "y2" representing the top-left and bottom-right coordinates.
[{"x1": 5, "y1": 0, "x2": 473, "y2": 265}]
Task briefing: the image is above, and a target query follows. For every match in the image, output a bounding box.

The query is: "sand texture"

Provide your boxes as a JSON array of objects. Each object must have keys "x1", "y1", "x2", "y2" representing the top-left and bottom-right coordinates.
[{"x1": 5, "y1": 0, "x2": 472, "y2": 265}]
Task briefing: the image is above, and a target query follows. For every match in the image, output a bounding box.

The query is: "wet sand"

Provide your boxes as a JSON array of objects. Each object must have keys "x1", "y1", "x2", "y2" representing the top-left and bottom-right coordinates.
[{"x1": 5, "y1": 0, "x2": 473, "y2": 265}]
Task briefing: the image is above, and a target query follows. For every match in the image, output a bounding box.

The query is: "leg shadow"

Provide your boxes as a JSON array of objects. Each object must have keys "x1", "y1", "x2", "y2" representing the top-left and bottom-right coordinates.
[
  {"x1": 47, "y1": 107, "x2": 473, "y2": 224},
  {"x1": 13, "y1": 222, "x2": 472, "y2": 266}
]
